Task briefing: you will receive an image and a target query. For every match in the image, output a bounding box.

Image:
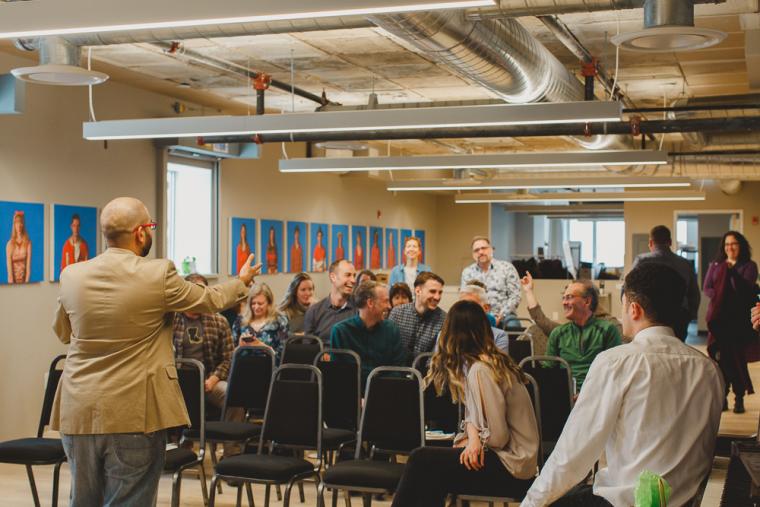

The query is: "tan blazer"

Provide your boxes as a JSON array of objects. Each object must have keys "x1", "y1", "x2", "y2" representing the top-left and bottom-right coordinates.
[{"x1": 51, "y1": 247, "x2": 248, "y2": 435}]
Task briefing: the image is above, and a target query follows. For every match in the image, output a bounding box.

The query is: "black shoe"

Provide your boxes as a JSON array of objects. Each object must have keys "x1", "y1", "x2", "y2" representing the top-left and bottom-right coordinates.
[
  {"x1": 723, "y1": 398, "x2": 729, "y2": 411},
  {"x1": 734, "y1": 396, "x2": 745, "y2": 414}
]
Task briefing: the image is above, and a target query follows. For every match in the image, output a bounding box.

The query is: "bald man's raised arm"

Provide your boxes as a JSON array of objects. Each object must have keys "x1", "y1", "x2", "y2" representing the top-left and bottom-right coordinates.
[{"x1": 163, "y1": 261, "x2": 247, "y2": 314}]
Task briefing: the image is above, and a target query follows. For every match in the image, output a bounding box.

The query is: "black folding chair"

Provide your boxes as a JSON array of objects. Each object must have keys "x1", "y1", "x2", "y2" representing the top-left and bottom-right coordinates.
[
  {"x1": 454, "y1": 373, "x2": 542, "y2": 507},
  {"x1": 164, "y1": 358, "x2": 209, "y2": 507},
  {"x1": 507, "y1": 337, "x2": 533, "y2": 365},
  {"x1": 0, "y1": 355, "x2": 66, "y2": 507},
  {"x1": 519, "y1": 355, "x2": 574, "y2": 462},
  {"x1": 317, "y1": 366, "x2": 425, "y2": 507},
  {"x1": 281, "y1": 335, "x2": 323, "y2": 380},
  {"x1": 413, "y1": 353, "x2": 461, "y2": 445},
  {"x1": 315, "y1": 349, "x2": 361, "y2": 466},
  {"x1": 209, "y1": 364, "x2": 323, "y2": 507},
  {"x1": 183, "y1": 345, "x2": 275, "y2": 494}
]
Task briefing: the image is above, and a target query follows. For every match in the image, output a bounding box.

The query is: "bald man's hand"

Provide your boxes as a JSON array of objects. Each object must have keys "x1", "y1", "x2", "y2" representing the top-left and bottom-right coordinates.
[{"x1": 239, "y1": 254, "x2": 262, "y2": 286}]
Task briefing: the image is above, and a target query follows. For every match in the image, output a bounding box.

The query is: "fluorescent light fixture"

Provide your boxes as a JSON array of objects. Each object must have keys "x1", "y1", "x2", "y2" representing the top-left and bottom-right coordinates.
[
  {"x1": 83, "y1": 101, "x2": 622, "y2": 141},
  {"x1": 455, "y1": 190, "x2": 706, "y2": 204},
  {"x1": 279, "y1": 148, "x2": 666, "y2": 173},
  {"x1": 0, "y1": 0, "x2": 494, "y2": 39},
  {"x1": 387, "y1": 176, "x2": 690, "y2": 192}
]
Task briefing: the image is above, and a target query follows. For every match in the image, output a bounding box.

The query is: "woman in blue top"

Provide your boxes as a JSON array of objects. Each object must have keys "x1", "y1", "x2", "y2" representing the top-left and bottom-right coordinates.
[
  {"x1": 389, "y1": 236, "x2": 431, "y2": 289},
  {"x1": 232, "y1": 282, "x2": 289, "y2": 362}
]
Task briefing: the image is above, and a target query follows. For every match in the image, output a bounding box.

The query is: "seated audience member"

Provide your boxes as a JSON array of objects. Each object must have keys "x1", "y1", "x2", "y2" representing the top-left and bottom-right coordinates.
[
  {"x1": 461, "y1": 236, "x2": 521, "y2": 329},
  {"x1": 392, "y1": 300, "x2": 539, "y2": 506},
  {"x1": 278, "y1": 272, "x2": 315, "y2": 333},
  {"x1": 458, "y1": 284, "x2": 509, "y2": 352},
  {"x1": 520, "y1": 263, "x2": 725, "y2": 507},
  {"x1": 632, "y1": 225, "x2": 700, "y2": 341},
  {"x1": 543, "y1": 279, "x2": 621, "y2": 390},
  {"x1": 465, "y1": 279, "x2": 498, "y2": 327},
  {"x1": 355, "y1": 269, "x2": 377, "y2": 288},
  {"x1": 330, "y1": 280, "x2": 406, "y2": 387},
  {"x1": 520, "y1": 271, "x2": 624, "y2": 356},
  {"x1": 389, "y1": 271, "x2": 446, "y2": 364},
  {"x1": 304, "y1": 259, "x2": 357, "y2": 344},
  {"x1": 389, "y1": 236, "x2": 431, "y2": 289},
  {"x1": 232, "y1": 283, "x2": 289, "y2": 361},
  {"x1": 172, "y1": 274, "x2": 234, "y2": 410},
  {"x1": 389, "y1": 282, "x2": 413, "y2": 308}
]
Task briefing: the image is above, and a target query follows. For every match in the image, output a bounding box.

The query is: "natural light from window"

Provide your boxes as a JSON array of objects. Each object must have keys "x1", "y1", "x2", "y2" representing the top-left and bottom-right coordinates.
[
  {"x1": 568, "y1": 219, "x2": 625, "y2": 268},
  {"x1": 166, "y1": 159, "x2": 215, "y2": 274}
]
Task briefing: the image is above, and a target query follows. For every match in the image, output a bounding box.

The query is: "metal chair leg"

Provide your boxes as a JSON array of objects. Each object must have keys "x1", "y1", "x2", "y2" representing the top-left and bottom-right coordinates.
[
  {"x1": 316, "y1": 482, "x2": 325, "y2": 507},
  {"x1": 331, "y1": 488, "x2": 338, "y2": 507},
  {"x1": 264, "y1": 484, "x2": 271, "y2": 507},
  {"x1": 51, "y1": 461, "x2": 63, "y2": 507},
  {"x1": 198, "y1": 464, "x2": 209, "y2": 506},
  {"x1": 283, "y1": 481, "x2": 295, "y2": 507},
  {"x1": 298, "y1": 481, "x2": 306, "y2": 503},
  {"x1": 276, "y1": 484, "x2": 283, "y2": 501},
  {"x1": 210, "y1": 443, "x2": 223, "y2": 494},
  {"x1": 208, "y1": 476, "x2": 219, "y2": 507},
  {"x1": 25, "y1": 465, "x2": 41, "y2": 507},
  {"x1": 246, "y1": 483, "x2": 255, "y2": 507},
  {"x1": 236, "y1": 484, "x2": 243, "y2": 507},
  {"x1": 343, "y1": 488, "x2": 352, "y2": 507},
  {"x1": 362, "y1": 493, "x2": 372, "y2": 507},
  {"x1": 170, "y1": 470, "x2": 183, "y2": 507}
]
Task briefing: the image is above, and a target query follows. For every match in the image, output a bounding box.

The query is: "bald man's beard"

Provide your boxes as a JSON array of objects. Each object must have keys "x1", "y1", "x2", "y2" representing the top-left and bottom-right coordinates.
[{"x1": 140, "y1": 234, "x2": 153, "y2": 257}]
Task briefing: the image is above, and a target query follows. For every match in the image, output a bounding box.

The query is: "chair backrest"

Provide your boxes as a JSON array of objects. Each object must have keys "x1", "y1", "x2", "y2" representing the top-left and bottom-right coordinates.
[
  {"x1": 37, "y1": 355, "x2": 66, "y2": 438},
  {"x1": 356, "y1": 366, "x2": 424, "y2": 457},
  {"x1": 519, "y1": 355, "x2": 574, "y2": 445},
  {"x1": 508, "y1": 337, "x2": 533, "y2": 364},
  {"x1": 413, "y1": 353, "x2": 461, "y2": 434},
  {"x1": 281, "y1": 335, "x2": 324, "y2": 380},
  {"x1": 176, "y1": 358, "x2": 206, "y2": 451},
  {"x1": 223, "y1": 345, "x2": 276, "y2": 418},
  {"x1": 258, "y1": 364, "x2": 322, "y2": 464},
  {"x1": 523, "y1": 373, "x2": 543, "y2": 469},
  {"x1": 314, "y1": 349, "x2": 361, "y2": 432}
]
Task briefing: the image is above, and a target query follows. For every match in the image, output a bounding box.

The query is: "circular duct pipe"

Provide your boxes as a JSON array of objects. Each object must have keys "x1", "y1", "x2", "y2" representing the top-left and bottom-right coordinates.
[{"x1": 718, "y1": 179, "x2": 743, "y2": 195}]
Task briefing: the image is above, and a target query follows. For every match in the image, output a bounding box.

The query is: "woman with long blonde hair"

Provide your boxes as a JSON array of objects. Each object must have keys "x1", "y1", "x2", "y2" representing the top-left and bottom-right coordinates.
[
  {"x1": 232, "y1": 283, "x2": 289, "y2": 361},
  {"x1": 392, "y1": 300, "x2": 539, "y2": 506},
  {"x1": 6, "y1": 210, "x2": 31, "y2": 284}
]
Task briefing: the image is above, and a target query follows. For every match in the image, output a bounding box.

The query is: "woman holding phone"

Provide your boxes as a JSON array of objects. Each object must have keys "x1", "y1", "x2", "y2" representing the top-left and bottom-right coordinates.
[{"x1": 232, "y1": 283, "x2": 289, "y2": 362}]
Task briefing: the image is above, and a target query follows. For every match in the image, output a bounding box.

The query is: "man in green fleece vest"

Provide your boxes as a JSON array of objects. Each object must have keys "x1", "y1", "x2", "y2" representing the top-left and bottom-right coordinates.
[
  {"x1": 545, "y1": 280, "x2": 622, "y2": 391},
  {"x1": 330, "y1": 280, "x2": 406, "y2": 388}
]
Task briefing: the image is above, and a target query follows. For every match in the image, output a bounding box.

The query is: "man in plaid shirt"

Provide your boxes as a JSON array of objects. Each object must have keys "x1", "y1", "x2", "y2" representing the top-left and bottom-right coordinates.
[{"x1": 172, "y1": 273, "x2": 235, "y2": 410}]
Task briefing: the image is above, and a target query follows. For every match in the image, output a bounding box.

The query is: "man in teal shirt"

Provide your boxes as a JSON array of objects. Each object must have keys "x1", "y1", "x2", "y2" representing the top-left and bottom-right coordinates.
[
  {"x1": 546, "y1": 280, "x2": 622, "y2": 390},
  {"x1": 331, "y1": 280, "x2": 406, "y2": 387}
]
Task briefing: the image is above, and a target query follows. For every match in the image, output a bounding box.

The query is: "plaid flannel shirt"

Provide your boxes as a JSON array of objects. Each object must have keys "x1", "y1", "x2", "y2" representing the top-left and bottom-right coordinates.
[{"x1": 172, "y1": 312, "x2": 234, "y2": 381}]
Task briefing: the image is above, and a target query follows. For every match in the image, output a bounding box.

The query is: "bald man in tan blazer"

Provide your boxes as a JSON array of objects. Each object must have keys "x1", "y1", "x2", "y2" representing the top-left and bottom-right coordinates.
[{"x1": 52, "y1": 197, "x2": 261, "y2": 507}]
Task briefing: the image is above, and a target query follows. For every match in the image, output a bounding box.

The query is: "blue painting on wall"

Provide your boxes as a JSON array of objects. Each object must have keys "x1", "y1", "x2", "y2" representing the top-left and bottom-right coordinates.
[
  {"x1": 0, "y1": 200, "x2": 44, "y2": 284},
  {"x1": 230, "y1": 217, "x2": 255, "y2": 275},
  {"x1": 415, "y1": 229, "x2": 426, "y2": 264},
  {"x1": 287, "y1": 221, "x2": 308, "y2": 273},
  {"x1": 385, "y1": 228, "x2": 399, "y2": 269},
  {"x1": 53, "y1": 204, "x2": 98, "y2": 281},
  {"x1": 351, "y1": 225, "x2": 368, "y2": 270},
  {"x1": 331, "y1": 224, "x2": 349, "y2": 263},
  {"x1": 260, "y1": 219, "x2": 283, "y2": 274},
  {"x1": 369, "y1": 226, "x2": 383, "y2": 270},
  {"x1": 310, "y1": 223, "x2": 329, "y2": 273}
]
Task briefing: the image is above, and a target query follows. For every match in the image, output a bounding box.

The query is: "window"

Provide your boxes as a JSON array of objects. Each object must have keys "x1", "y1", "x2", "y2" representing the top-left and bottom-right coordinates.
[
  {"x1": 166, "y1": 157, "x2": 217, "y2": 274},
  {"x1": 567, "y1": 219, "x2": 625, "y2": 267}
]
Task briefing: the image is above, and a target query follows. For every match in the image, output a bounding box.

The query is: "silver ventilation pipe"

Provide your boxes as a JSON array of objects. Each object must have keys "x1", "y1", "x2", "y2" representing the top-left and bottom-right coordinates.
[
  {"x1": 469, "y1": 0, "x2": 723, "y2": 20},
  {"x1": 368, "y1": 10, "x2": 631, "y2": 151}
]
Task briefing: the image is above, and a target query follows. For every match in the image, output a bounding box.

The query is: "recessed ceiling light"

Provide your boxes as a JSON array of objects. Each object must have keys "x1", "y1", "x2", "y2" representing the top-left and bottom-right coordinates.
[{"x1": 455, "y1": 190, "x2": 706, "y2": 204}]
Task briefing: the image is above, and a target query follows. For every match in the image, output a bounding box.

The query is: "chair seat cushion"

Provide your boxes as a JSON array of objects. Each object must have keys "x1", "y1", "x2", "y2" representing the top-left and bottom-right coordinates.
[
  {"x1": 322, "y1": 428, "x2": 356, "y2": 449},
  {"x1": 0, "y1": 438, "x2": 66, "y2": 464},
  {"x1": 215, "y1": 454, "x2": 313, "y2": 482},
  {"x1": 164, "y1": 447, "x2": 199, "y2": 471},
  {"x1": 322, "y1": 460, "x2": 405, "y2": 491},
  {"x1": 184, "y1": 421, "x2": 261, "y2": 442}
]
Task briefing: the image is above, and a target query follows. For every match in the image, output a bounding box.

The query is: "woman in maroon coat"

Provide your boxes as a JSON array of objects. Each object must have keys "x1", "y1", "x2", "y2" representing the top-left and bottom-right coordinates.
[{"x1": 704, "y1": 231, "x2": 760, "y2": 414}]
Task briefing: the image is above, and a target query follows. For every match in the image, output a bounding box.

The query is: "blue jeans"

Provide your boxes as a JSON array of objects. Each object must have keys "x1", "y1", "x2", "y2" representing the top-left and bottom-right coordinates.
[{"x1": 61, "y1": 430, "x2": 166, "y2": 507}]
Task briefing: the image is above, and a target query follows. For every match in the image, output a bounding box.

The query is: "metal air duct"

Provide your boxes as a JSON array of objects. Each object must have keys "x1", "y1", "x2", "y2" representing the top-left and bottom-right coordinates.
[{"x1": 11, "y1": 36, "x2": 108, "y2": 86}]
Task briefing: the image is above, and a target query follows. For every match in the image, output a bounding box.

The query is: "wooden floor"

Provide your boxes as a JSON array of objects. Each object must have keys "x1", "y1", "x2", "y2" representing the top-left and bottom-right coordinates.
[{"x1": 2, "y1": 343, "x2": 757, "y2": 507}]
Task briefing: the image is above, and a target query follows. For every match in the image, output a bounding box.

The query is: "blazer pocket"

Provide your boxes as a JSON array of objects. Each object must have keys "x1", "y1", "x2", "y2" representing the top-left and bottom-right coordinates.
[{"x1": 165, "y1": 365, "x2": 178, "y2": 380}]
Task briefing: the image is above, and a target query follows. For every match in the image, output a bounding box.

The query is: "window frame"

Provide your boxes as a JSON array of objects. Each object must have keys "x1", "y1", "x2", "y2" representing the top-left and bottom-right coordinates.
[{"x1": 163, "y1": 152, "x2": 220, "y2": 275}]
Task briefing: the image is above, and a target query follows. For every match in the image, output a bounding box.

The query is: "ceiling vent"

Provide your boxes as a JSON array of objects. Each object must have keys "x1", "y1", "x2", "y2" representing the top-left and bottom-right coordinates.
[
  {"x1": 611, "y1": 0, "x2": 726, "y2": 52},
  {"x1": 11, "y1": 37, "x2": 108, "y2": 86}
]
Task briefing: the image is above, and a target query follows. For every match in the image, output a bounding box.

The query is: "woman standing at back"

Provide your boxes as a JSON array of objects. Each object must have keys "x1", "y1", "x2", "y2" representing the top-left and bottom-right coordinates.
[
  {"x1": 392, "y1": 300, "x2": 539, "y2": 506},
  {"x1": 704, "y1": 230, "x2": 760, "y2": 413}
]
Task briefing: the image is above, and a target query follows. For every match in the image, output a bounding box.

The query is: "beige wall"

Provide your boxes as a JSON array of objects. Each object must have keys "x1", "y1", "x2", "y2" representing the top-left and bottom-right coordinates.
[
  {"x1": 216, "y1": 149, "x2": 442, "y2": 298},
  {"x1": 433, "y1": 196, "x2": 489, "y2": 284}
]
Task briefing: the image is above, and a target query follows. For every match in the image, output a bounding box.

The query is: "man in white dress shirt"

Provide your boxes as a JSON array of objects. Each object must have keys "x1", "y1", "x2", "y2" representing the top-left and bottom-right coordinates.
[{"x1": 521, "y1": 263, "x2": 725, "y2": 507}]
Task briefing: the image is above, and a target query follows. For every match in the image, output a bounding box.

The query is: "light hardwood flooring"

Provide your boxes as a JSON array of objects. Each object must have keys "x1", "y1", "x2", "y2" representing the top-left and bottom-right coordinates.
[{"x1": 2, "y1": 345, "x2": 757, "y2": 507}]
